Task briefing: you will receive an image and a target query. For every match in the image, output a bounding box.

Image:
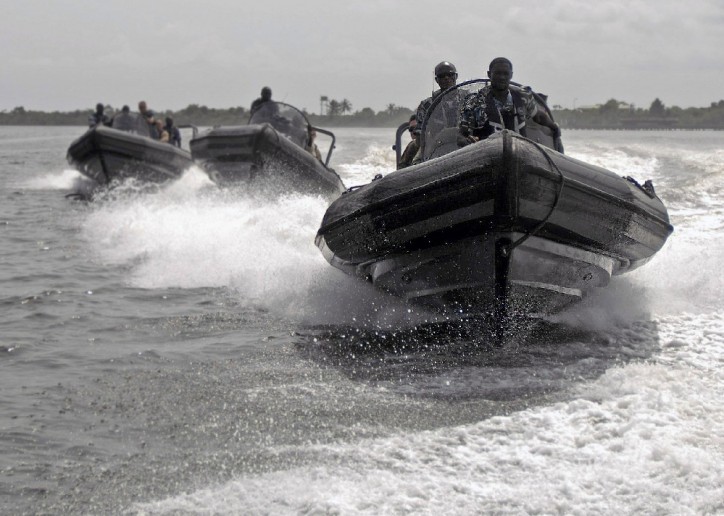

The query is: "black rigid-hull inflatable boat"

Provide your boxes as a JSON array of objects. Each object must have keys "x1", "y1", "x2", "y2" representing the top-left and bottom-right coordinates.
[
  {"x1": 67, "y1": 113, "x2": 194, "y2": 186},
  {"x1": 190, "y1": 102, "x2": 345, "y2": 198},
  {"x1": 316, "y1": 80, "x2": 673, "y2": 334}
]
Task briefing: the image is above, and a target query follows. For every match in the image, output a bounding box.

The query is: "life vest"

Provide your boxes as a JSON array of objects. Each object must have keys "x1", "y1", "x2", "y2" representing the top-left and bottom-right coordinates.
[{"x1": 473, "y1": 87, "x2": 530, "y2": 139}]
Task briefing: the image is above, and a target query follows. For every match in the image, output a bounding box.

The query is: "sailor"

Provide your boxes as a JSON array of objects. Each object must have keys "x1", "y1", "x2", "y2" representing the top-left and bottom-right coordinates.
[
  {"x1": 109, "y1": 105, "x2": 137, "y2": 133},
  {"x1": 138, "y1": 101, "x2": 159, "y2": 139},
  {"x1": 250, "y1": 87, "x2": 273, "y2": 115},
  {"x1": 155, "y1": 119, "x2": 170, "y2": 143},
  {"x1": 410, "y1": 61, "x2": 468, "y2": 164},
  {"x1": 88, "y1": 103, "x2": 110, "y2": 127},
  {"x1": 306, "y1": 127, "x2": 323, "y2": 162},
  {"x1": 398, "y1": 114, "x2": 419, "y2": 169},
  {"x1": 164, "y1": 117, "x2": 182, "y2": 147},
  {"x1": 459, "y1": 57, "x2": 561, "y2": 146},
  {"x1": 414, "y1": 61, "x2": 460, "y2": 134}
]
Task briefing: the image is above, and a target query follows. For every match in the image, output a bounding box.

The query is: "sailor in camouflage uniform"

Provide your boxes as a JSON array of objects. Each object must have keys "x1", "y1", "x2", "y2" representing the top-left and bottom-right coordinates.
[
  {"x1": 398, "y1": 115, "x2": 420, "y2": 169},
  {"x1": 414, "y1": 61, "x2": 459, "y2": 135},
  {"x1": 459, "y1": 57, "x2": 560, "y2": 146},
  {"x1": 411, "y1": 61, "x2": 472, "y2": 163}
]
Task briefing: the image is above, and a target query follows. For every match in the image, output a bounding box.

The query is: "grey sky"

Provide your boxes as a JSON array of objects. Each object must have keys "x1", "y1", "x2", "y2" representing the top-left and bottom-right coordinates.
[{"x1": 2, "y1": 0, "x2": 722, "y2": 113}]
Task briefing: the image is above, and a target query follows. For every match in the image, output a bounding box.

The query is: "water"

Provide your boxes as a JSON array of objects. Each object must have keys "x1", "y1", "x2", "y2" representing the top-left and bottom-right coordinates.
[{"x1": 1, "y1": 127, "x2": 722, "y2": 515}]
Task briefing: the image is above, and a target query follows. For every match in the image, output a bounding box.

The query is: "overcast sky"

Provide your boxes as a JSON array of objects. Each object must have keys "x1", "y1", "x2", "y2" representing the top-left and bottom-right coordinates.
[{"x1": 2, "y1": 0, "x2": 722, "y2": 114}]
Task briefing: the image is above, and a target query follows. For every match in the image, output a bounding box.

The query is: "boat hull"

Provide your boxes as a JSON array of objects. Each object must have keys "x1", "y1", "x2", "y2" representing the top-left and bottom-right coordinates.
[
  {"x1": 67, "y1": 125, "x2": 194, "y2": 185},
  {"x1": 316, "y1": 131, "x2": 673, "y2": 324},
  {"x1": 190, "y1": 124, "x2": 345, "y2": 197}
]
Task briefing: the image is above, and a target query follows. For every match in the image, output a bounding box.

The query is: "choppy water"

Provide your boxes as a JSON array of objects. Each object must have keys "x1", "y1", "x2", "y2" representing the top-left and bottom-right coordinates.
[{"x1": 1, "y1": 126, "x2": 722, "y2": 515}]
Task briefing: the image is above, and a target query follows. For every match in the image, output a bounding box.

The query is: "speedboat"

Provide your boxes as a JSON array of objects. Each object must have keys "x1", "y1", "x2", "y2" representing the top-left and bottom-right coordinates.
[
  {"x1": 66, "y1": 112, "x2": 195, "y2": 186},
  {"x1": 189, "y1": 102, "x2": 345, "y2": 197},
  {"x1": 315, "y1": 79, "x2": 673, "y2": 337}
]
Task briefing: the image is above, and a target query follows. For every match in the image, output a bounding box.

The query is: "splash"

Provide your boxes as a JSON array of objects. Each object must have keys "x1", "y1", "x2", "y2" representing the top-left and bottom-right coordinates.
[
  {"x1": 566, "y1": 145, "x2": 660, "y2": 180},
  {"x1": 337, "y1": 144, "x2": 396, "y2": 186},
  {"x1": 23, "y1": 168, "x2": 85, "y2": 190},
  {"x1": 79, "y1": 174, "x2": 335, "y2": 305}
]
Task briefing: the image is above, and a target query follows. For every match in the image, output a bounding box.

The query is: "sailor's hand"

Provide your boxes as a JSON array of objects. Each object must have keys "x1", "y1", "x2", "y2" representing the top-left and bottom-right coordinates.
[{"x1": 457, "y1": 135, "x2": 479, "y2": 147}]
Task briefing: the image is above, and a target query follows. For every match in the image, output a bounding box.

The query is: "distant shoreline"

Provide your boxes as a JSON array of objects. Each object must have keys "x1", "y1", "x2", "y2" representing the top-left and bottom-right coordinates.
[
  {"x1": 2, "y1": 99, "x2": 723, "y2": 130},
  {"x1": 1, "y1": 122, "x2": 722, "y2": 131},
  {"x1": 0, "y1": 123, "x2": 721, "y2": 131}
]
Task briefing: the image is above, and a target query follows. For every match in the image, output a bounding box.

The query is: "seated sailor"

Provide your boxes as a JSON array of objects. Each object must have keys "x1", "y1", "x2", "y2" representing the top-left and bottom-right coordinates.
[
  {"x1": 398, "y1": 114, "x2": 419, "y2": 169},
  {"x1": 414, "y1": 61, "x2": 459, "y2": 134},
  {"x1": 459, "y1": 57, "x2": 560, "y2": 146},
  {"x1": 155, "y1": 119, "x2": 170, "y2": 143},
  {"x1": 306, "y1": 127, "x2": 323, "y2": 162},
  {"x1": 164, "y1": 117, "x2": 182, "y2": 147},
  {"x1": 411, "y1": 61, "x2": 471, "y2": 164}
]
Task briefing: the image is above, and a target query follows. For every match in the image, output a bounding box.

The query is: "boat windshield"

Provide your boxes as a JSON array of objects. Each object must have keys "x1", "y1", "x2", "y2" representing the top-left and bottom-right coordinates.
[
  {"x1": 249, "y1": 101, "x2": 310, "y2": 148},
  {"x1": 419, "y1": 79, "x2": 487, "y2": 161},
  {"x1": 110, "y1": 112, "x2": 151, "y2": 137}
]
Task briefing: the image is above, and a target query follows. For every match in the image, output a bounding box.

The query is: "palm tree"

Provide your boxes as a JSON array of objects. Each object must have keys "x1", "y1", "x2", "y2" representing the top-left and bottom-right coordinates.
[
  {"x1": 327, "y1": 100, "x2": 341, "y2": 116},
  {"x1": 340, "y1": 99, "x2": 352, "y2": 115},
  {"x1": 386, "y1": 103, "x2": 397, "y2": 115}
]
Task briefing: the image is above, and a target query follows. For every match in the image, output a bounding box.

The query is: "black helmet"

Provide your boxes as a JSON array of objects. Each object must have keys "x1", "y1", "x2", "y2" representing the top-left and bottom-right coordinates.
[{"x1": 434, "y1": 61, "x2": 457, "y2": 77}]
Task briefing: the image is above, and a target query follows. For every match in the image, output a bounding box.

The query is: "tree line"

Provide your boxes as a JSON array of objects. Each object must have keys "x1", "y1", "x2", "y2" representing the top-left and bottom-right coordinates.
[
  {"x1": 2, "y1": 98, "x2": 724, "y2": 129},
  {"x1": 553, "y1": 98, "x2": 724, "y2": 130},
  {"x1": 0, "y1": 101, "x2": 414, "y2": 128}
]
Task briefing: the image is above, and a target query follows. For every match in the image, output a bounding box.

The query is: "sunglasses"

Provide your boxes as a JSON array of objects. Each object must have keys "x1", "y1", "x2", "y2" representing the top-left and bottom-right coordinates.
[
  {"x1": 408, "y1": 127, "x2": 416, "y2": 132},
  {"x1": 436, "y1": 73, "x2": 456, "y2": 79}
]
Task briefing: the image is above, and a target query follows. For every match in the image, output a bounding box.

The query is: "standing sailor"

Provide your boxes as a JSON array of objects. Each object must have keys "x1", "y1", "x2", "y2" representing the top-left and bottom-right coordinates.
[
  {"x1": 88, "y1": 103, "x2": 110, "y2": 127},
  {"x1": 250, "y1": 87, "x2": 273, "y2": 115}
]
